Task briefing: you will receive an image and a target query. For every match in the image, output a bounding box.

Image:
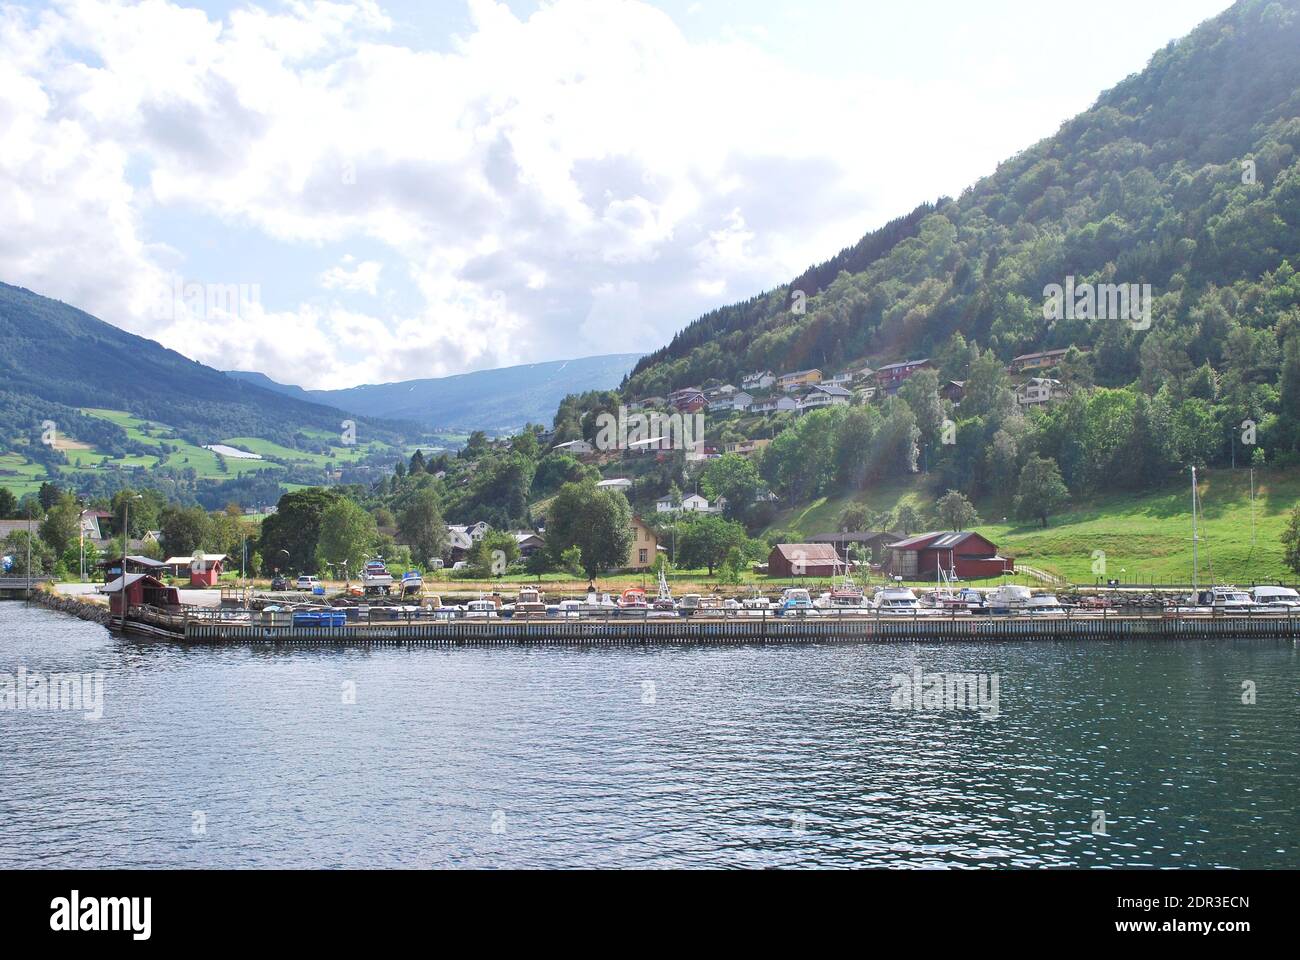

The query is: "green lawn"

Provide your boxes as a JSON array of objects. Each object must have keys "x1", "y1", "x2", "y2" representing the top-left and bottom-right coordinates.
[{"x1": 0, "y1": 451, "x2": 49, "y2": 498}]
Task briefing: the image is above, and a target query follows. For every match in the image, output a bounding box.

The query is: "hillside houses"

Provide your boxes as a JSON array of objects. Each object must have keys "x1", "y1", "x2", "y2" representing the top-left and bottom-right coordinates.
[
  {"x1": 742, "y1": 370, "x2": 775, "y2": 391},
  {"x1": 1009, "y1": 348, "x2": 1071, "y2": 373}
]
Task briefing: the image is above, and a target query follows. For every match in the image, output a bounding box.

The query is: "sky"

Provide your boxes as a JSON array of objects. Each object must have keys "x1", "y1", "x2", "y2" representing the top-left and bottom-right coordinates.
[{"x1": 0, "y1": 0, "x2": 1234, "y2": 389}]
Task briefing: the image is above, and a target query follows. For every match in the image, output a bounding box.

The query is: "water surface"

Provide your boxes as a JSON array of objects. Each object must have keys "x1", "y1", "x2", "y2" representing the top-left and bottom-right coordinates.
[{"x1": 2, "y1": 602, "x2": 1297, "y2": 868}]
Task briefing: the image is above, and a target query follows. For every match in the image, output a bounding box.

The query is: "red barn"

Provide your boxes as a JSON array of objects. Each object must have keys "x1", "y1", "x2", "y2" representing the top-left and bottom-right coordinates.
[
  {"x1": 103, "y1": 573, "x2": 180, "y2": 616},
  {"x1": 188, "y1": 554, "x2": 226, "y2": 587},
  {"x1": 768, "y1": 543, "x2": 841, "y2": 578},
  {"x1": 887, "y1": 532, "x2": 1012, "y2": 580}
]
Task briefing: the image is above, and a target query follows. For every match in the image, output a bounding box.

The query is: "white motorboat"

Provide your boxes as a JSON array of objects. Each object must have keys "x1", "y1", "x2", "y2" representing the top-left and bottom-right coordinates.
[
  {"x1": 871, "y1": 585, "x2": 922, "y2": 614},
  {"x1": 1250, "y1": 585, "x2": 1300, "y2": 611}
]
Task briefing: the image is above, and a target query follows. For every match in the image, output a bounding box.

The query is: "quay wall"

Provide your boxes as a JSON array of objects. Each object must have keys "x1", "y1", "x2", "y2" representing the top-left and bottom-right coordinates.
[{"x1": 179, "y1": 614, "x2": 1300, "y2": 646}]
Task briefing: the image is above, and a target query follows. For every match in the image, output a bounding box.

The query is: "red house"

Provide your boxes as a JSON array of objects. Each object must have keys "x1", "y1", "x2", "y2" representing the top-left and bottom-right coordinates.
[
  {"x1": 103, "y1": 573, "x2": 180, "y2": 616},
  {"x1": 887, "y1": 532, "x2": 1012, "y2": 580},
  {"x1": 767, "y1": 543, "x2": 841, "y2": 578},
  {"x1": 874, "y1": 358, "x2": 934, "y2": 394},
  {"x1": 188, "y1": 554, "x2": 226, "y2": 587}
]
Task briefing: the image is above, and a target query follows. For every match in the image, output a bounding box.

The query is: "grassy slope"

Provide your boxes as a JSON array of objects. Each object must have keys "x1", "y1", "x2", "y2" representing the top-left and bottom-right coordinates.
[{"x1": 765, "y1": 468, "x2": 1298, "y2": 585}]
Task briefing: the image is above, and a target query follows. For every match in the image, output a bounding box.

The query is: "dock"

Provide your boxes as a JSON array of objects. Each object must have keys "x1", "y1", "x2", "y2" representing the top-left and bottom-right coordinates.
[{"x1": 125, "y1": 605, "x2": 1300, "y2": 645}]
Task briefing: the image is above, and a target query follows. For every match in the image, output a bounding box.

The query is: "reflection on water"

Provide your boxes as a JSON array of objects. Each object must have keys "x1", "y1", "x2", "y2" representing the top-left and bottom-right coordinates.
[{"x1": 1, "y1": 603, "x2": 1297, "y2": 868}]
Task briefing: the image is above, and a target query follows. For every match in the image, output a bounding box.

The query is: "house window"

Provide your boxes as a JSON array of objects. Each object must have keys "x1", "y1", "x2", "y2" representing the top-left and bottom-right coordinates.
[{"x1": 639, "y1": 549, "x2": 648, "y2": 564}]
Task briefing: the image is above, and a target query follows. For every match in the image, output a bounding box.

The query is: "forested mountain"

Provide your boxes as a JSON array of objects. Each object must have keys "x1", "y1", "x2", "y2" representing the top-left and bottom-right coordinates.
[
  {"x1": 0, "y1": 281, "x2": 400, "y2": 452},
  {"x1": 230, "y1": 353, "x2": 641, "y2": 433},
  {"x1": 624, "y1": 0, "x2": 1300, "y2": 397}
]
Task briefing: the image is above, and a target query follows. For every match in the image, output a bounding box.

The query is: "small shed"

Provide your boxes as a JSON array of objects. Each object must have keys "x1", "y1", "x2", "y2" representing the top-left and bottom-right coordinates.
[
  {"x1": 768, "y1": 543, "x2": 842, "y2": 578},
  {"x1": 102, "y1": 573, "x2": 180, "y2": 616}
]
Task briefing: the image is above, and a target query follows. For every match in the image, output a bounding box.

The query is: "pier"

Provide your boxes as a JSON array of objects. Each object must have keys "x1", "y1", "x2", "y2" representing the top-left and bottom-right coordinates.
[{"x1": 126, "y1": 605, "x2": 1300, "y2": 645}]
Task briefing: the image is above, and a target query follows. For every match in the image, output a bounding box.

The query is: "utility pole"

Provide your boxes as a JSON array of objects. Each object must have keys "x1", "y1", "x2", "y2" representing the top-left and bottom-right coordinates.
[{"x1": 1191, "y1": 466, "x2": 1199, "y2": 592}]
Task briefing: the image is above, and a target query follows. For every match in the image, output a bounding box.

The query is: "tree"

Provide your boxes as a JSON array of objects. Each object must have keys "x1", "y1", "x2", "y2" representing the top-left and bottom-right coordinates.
[
  {"x1": 936, "y1": 489, "x2": 980, "y2": 530},
  {"x1": 397, "y1": 488, "x2": 450, "y2": 565},
  {"x1": 259, "y1": 488, "x2": 344, "y2": 574},
  {"x1": 838, "y1": 503, "x2": 871, "y2": 532},
  {"x1": 468, "y1": 530, "x2": 521, "y2": 577},
  {"x1": 894, "y1": 503, "x2": 921, "y2": 535},
  {"x1": 39, "y1": 494, "x2": 80, "y2": 558},
  {"x1": 160, "y1": 505, "x2": 210, "y2": 558},
  {"x1": 1012, "y1": 455, "x2": 1070, "y2": 528},
  {"x1": 545, "y1": 480, "x2": 635, "y2": 577},
  {"x1": 37, "y1": 481, "x2": 61, "y2": 511},
  {"x1": 699, "y1": 454, "x2": 760, "y2": 520},
  {"x1": 675, "y1": 513, "x2": 747, "y2": 575},
  {"x1": 2, "y1": 530, "x2": 53, "y2": 577},
  {"x1": 0, "y1": 487, "x2": 17, "y2": 518},
  {"x1": 315, "y1": 498, "x2": 379, "y2": 576}
]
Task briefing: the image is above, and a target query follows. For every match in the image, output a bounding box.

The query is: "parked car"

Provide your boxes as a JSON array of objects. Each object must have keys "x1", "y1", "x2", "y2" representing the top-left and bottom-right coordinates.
[
  {"x1": 270, "y1": 574, "x2": 290, "y2": 591},
  {"x1": 295, "y1": 575, "x2": 321, "y2": 592}
]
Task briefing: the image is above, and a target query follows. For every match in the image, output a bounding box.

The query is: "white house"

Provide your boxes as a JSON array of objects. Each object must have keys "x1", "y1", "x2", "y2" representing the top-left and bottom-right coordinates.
[
  {"x1": 729, "y1": 391, "x2": 754, "y2": 411},
  {"x1": 749, "y1": 396, "x2": 799, "y2": 414},
  {"x1": 799, "y1": 384, "x2": 853, "y2": 411},
  {"x1": 742, "y1": 370, "x2": 776, "y2": 391},
  {"x1": 681, "y1": 494, "x2": 724, "y2": 513},
  {"x1": 596, "y1": 478, "x2": 633, "y2": 491},
  {"x1": 655, "y1": 495, "x2": 678, "y2": 513},
  {"x1": 1016, "y1": 378, "x2": 1067, "y2": 406},
  {"x1": 552, "y1": 439, "x2": 595, "y2": 456},
  {"x1": 822, "y1": 372, "x2": 854, "y2": 388}
]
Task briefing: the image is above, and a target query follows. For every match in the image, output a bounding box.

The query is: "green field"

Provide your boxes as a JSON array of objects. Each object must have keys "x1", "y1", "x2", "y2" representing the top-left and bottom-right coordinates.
[
  {"x1": 0, "y1": 451, "x2": 48, "y2": 497},
  {"x1": 766, "y1": 468, "x2": 1299, "y2": 585}
]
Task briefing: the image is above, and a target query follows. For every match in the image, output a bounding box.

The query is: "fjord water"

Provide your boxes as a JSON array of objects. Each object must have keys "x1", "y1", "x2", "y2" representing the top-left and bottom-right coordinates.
[{"x1": 2, "y1": 602, "x2": 1297, "y2": 869}]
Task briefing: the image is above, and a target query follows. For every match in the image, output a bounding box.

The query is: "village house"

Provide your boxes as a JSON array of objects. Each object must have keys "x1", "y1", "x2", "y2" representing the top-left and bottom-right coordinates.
[
  {"x1": 822, "y1": 371, "x2": 854, "y2": 388},
  {"x1": 551, "y1": 438, "x2": 595, "y2": 457},
  {"x1": 512, "y1": 531, "x2": 545, "y2": 558},
  {"x1": 1009, "y1": 348, "x2": 1071, "y2": 373},
  {"x1": 887, "y1": 531, "x2": 1012, "y2": 580},
  {"x1": 655, "y1": 493, "x2": 723, "y2": 514},
  {"x1": 742, "y1": 370, "x2": 776, "y2": 391},
  {"x1": 798, "y1": 384, "x2": 853, "y2": 411},
  {"x1": 97, "y1": 554, "x2": 168, "y2": 583},
  {"x1": 79, "y1": 509, "x2": 111, "y2": 541},
  {"x1": 726, "y1": 391, "x2": 754, "y2": 412},
  {"x1": 628, "y1": 396, "x2": 666, "y2": 411},
  {"x1": 854, "y1": 384, "x2": 878, "y2": 401},
  {"x1": 722, "y1": 438, "x2": 772, "y2": 457},
  {"x1": 595, "y1": 478, "x2": 633, "y2": 491},
  {"x1": 874, "y1": 358, "x2": 933, "y2": 394},
  {"x1": 941, "y1": 380, "x2": 966, "y2": 404},
  {"x1": 103, "y1": 573, "x2": 180, "y2": 616},
  {"x1": 1016, "y1": 377, "x2": 1068, "y2": 406},
  {"x1": 749, "y1": 396, "x2": 799, "y2": 414},
  {"x1": 767, "y1": 543, "x2": 841, "y2": 578},
  {"x1": 668, "y1": 387, "x2": 708, "y2": 413},
  {"x1": 853, "y1": 365, "x2": 876, "y2": 381},
  {"x1": 778, "y1": 368, "x2": 823, "y2": 392},
  {"x1": 162, "y1": 554, "x2": 227, "y2": 587},
  {"x1": 626, "y1": 516, "x2": 659, "y2": 569}
]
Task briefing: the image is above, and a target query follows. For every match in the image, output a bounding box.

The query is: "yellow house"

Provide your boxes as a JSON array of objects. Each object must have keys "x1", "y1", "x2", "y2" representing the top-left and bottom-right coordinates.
[
  {"x1": 627, "y1": 516, "x2": 659, "y2": 569},
  {"x1": 777, "y1": 368, "x2": 822, "y2": 391}
]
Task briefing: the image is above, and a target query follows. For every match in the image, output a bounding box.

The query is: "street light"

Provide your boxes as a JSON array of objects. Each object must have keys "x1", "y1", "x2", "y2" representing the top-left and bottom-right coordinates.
[{"x1": 118, "y1": 494, "x2": 142, "y2": 630}]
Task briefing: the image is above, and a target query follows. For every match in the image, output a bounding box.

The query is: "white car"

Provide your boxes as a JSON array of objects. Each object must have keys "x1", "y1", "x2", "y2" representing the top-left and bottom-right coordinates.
[{"x1": 295, "y1": 575, "x2": 322, "y2": 591}]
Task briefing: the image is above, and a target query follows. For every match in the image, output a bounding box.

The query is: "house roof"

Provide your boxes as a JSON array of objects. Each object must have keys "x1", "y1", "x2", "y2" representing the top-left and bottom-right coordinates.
[
  {"x1": 889, "y1": 531, "x2": 995, "y2": 552},
  {"x1": 779, "y1": 368, "x2": 821, "y2": 379},
  {"x1": 770, "y1": 543, "x2": 841, "y2": 564},
  {"x1": 1012, "y1": 347, "x2": 1070, "y2": 362},
  {"x1": 876, "y1": 358, "x2": 931, "y2": 373},
  {"x1": 811, "y1": 384, "x2": 853, "y2": 397},
  {"x1": 103, "y1": 573, "x2": 167, "y2": 592}
]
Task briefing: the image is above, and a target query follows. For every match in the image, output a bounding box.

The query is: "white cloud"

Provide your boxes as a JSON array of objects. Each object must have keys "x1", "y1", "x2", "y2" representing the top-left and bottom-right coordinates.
[
  {"x1": 320, "y1": 256, "x2": 383, "y2": 295},
  {"x1": 0, "y1": 0, "x2": 1197, "y2": 389}
]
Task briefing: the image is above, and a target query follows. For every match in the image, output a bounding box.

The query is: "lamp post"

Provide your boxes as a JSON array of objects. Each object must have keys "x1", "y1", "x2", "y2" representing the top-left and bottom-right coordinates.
[{"x1": 118, "y1": 494, "x2": 142, "y2": 630}]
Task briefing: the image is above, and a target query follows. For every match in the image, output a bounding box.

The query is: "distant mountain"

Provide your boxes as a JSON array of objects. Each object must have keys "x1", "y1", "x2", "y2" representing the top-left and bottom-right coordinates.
[
  {"x1": 227, "y1": 353, "x2": 641, "y2": 434},
  {"x1": 0, "y1": 281, "x2": 398, "y2": 451}
]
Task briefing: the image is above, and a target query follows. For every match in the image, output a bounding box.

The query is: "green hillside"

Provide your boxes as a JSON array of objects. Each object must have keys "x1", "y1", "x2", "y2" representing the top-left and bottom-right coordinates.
[{"x1": 768, "y1": 467, "x2": 1295, "y2": 584}]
